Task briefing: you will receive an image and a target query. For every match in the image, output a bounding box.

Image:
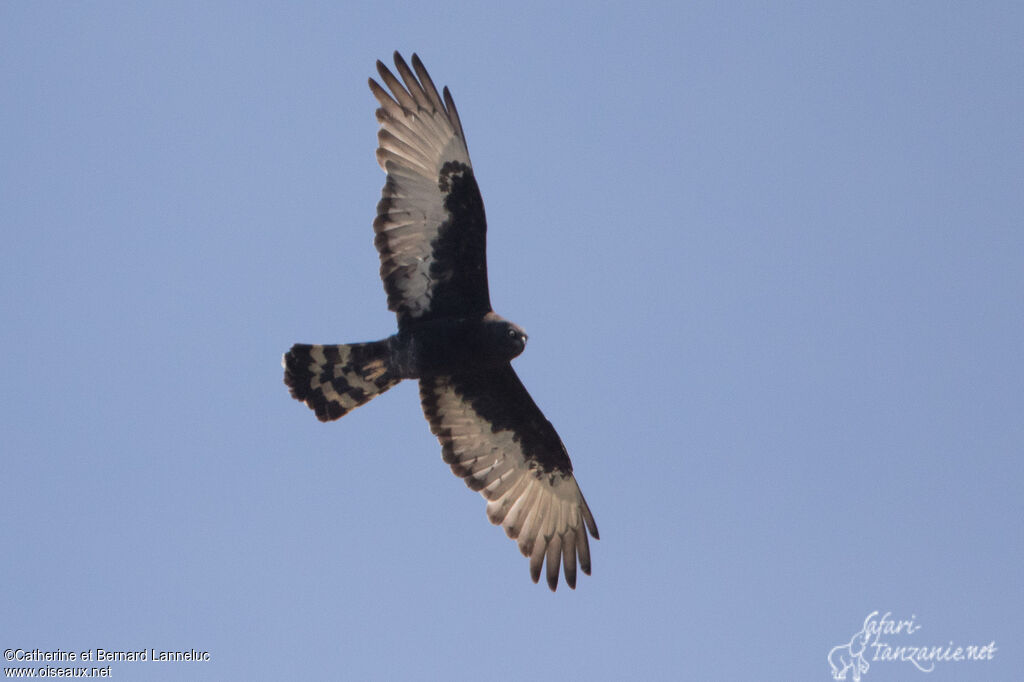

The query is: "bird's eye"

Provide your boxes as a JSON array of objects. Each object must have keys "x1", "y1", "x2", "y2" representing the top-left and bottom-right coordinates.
[{"x1": 507, "y1": 329, "x2": 517, "y2": 338}]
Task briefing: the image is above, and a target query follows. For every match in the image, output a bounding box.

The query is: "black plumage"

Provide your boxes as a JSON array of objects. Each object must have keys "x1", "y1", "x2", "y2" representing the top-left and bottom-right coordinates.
[{"x1": 283, "y1": 53, "x2": 597, "y2": 590}]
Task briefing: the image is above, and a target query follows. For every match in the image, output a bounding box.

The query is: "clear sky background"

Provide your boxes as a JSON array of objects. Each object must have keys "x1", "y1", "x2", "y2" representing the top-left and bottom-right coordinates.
[{"x1": 2, "y1": 3, "x2": 1021, "y2": 681}]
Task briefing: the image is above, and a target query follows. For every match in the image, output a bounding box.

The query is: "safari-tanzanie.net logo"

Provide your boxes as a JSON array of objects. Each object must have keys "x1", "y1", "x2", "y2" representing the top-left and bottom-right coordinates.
[{"x1": 828, "y1": 611, "x2": 996, "y2": 680}]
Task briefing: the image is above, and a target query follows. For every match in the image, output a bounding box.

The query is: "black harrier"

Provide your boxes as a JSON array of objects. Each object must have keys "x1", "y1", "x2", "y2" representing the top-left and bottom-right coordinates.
[{"x1": 284, "y1": 53, "x2": 598, "y2": 590}]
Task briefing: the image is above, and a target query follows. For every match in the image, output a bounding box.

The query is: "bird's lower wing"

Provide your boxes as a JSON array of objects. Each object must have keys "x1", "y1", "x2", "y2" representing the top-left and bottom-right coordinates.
[{"x1": 419, "y1": 366, "x2": 598, "y2": 590}]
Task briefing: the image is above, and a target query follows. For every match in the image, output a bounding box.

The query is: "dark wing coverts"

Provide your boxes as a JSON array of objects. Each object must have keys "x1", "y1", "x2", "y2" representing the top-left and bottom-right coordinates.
[{"x1": 369, "y1": 53, "x2": 491, "y2": 328}]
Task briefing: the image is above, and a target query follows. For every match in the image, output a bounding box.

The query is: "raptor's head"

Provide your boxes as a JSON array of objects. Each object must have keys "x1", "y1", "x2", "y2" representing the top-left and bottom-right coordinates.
[{"x1": 484, "y1": 312, "x2": 528, "y2": 361}]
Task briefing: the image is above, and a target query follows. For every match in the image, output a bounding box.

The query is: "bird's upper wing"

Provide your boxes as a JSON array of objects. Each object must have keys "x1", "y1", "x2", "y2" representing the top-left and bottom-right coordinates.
[
  {"x1": 369, "y1": 53, "x2": 491, "y2": 329},
  {"x1": 419, "y1": 366, "x2": 599, "y2": 590}
]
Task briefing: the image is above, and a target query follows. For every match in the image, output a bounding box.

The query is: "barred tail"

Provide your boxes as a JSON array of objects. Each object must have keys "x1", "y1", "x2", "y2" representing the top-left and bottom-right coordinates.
[{"x1": 283, "y1": 340, "x2": 400, "y2": 422}]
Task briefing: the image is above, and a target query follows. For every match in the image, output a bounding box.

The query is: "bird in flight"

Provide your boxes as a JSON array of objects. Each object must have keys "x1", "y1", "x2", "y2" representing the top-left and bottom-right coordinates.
[{"x1": 283, "y1": 53, "x2": 598, "y2": 590}]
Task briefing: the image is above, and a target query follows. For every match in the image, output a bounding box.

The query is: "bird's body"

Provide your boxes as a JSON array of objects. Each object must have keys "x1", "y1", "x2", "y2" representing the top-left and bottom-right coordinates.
[
  {"x1": 284, "y1": 53, "x2": 597, "y2": 590},
  {"x1": 396, "y1": 312, "x2": 528, "y2": 378}
]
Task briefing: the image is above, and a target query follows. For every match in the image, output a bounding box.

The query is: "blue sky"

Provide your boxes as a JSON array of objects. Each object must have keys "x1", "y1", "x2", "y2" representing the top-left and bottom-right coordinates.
[{"x1": 2, "y1": 2, "x2": 1021, "y2": 680}]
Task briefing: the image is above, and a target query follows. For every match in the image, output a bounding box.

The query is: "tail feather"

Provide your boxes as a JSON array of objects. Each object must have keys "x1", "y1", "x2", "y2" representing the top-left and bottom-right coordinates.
[{"x1": 283, "y1": 340, "x2": 399, "y2": 421}]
